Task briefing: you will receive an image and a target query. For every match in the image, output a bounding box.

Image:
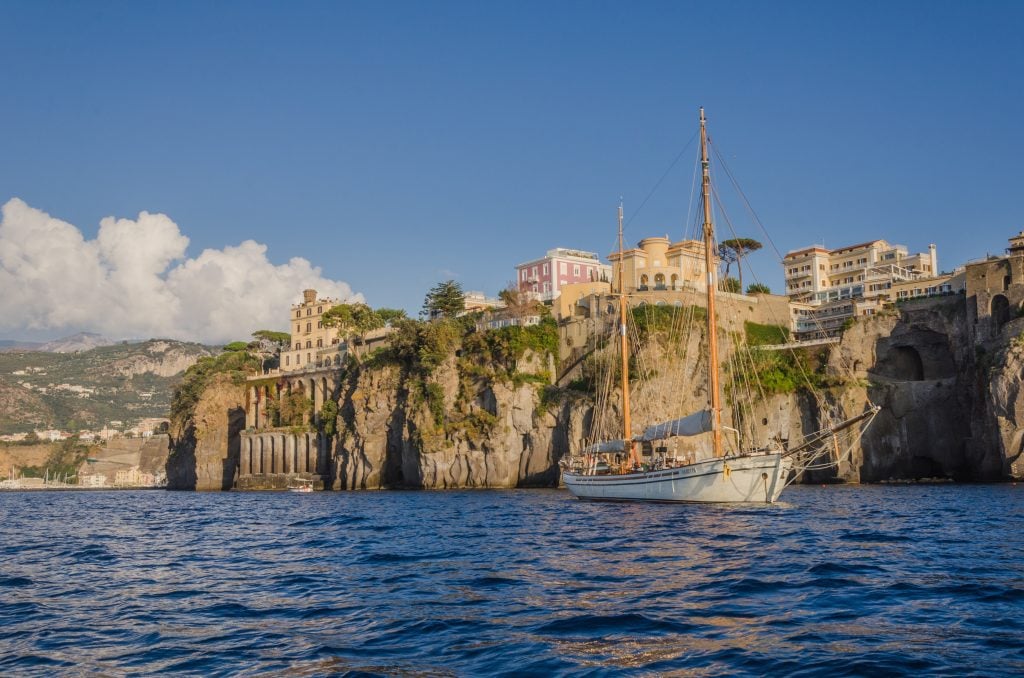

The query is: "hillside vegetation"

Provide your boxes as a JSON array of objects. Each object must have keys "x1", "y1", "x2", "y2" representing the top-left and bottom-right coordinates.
[{"x1": 0, "y1": 340, "x2": 215, "y2": 434}]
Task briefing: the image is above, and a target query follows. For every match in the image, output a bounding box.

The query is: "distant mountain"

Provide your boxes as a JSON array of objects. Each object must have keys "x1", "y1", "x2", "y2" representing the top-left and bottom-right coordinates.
[
  {"x1": 0, "y1": 340, "x2": 44, "y2": 352},
  {"x1": 39, "y1": 332, "x2": 118, "y2": 353},
  {"x1": 0, "y1": 339, "x2": 217, "y2": 435}
]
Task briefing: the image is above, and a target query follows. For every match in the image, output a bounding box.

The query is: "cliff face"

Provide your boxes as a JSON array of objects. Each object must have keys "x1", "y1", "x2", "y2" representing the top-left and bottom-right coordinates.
[
  {"x1": 812, "y1": 296, "x2": 1011, "y2": 482},
  {"x1": 175, "y1": 299, "x2": 1024, "y2": 491},
  {"x1": 166, "y1": 373, "x2": 246, "y2": 490},
  {"x1": 334, "y1": 352, "x2": 586, "y2": 489}
]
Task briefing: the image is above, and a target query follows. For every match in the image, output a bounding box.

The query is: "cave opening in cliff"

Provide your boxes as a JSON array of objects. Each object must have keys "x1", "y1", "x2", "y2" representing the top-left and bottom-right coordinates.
[{"x1": 890, "y1": 346, "x2": 925, "y2": 381}]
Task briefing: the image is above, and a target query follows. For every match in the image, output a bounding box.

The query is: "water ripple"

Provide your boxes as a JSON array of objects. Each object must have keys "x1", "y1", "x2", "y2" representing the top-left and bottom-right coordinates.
[{"x1": 0, "y1": 485, "x2": 1022, "y2": 674}]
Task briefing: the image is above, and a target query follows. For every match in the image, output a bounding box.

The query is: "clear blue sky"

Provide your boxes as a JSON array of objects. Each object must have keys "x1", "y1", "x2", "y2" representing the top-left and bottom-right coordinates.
[{"x1": 3, "y1": 0, "x2": 1023, "y2": 315}]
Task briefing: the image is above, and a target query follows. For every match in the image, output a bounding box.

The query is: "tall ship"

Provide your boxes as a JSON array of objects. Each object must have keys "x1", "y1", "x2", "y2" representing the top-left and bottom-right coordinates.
[{"x1": 560, "y1": 109, "x2": 878, "y2": 503}]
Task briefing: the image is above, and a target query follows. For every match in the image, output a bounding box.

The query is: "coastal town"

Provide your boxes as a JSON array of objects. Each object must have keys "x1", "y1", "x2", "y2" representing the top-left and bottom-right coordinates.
[{"x1": 4, "y1": 225, "x2": 1022, "y2": 492}]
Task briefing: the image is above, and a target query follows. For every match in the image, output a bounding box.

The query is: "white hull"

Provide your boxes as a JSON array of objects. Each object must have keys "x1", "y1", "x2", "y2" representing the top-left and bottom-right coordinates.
[{"x1": 563, "y1": 452, "x2": 791, "y2": 504}]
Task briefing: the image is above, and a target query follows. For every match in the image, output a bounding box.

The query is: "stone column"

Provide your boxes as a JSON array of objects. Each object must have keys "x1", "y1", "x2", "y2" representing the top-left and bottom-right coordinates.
[{"x1": 285, "y1": 435, "x2": 295, "y2": 474}]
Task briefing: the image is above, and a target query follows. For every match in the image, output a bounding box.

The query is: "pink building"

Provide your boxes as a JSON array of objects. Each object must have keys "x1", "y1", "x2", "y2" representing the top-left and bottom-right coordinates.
[{"x1": 516, "y1": 248, "x2": 612, "y2": 302}]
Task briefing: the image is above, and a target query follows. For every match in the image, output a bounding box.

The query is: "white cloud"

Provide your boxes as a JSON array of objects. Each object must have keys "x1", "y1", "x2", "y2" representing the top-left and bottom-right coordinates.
[{"x1": 0, "y1": 198, "x2": 362, "y2": 343}]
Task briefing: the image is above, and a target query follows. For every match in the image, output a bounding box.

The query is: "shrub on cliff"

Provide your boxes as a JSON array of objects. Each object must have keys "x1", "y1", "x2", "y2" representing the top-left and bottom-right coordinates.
[{"x1": 170, "y1": 349, "x2": 261, "y2": 432}]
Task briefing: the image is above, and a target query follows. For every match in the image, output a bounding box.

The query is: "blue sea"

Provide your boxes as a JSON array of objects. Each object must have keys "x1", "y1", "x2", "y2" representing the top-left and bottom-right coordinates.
[{"x1": 1, "y1": 485, "x2": 1022, "y2": 676}]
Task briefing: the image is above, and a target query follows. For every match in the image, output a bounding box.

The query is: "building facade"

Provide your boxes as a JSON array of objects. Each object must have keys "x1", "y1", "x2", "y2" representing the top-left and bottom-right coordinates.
[
  {"x1": 783, "y1": 239, "x2": 938, "y2": 339},
  {"x1": 784, "y1": 240, "x2": 937, "y2": 303},
  {"x1": 965, "y1": 231, "x2": 1024, "y2": 343},
  {"x1": 516, "y1": 248, "x2": 612, "y2": 303},
  {"x1": 280, "y1": 289, "x2": 345, "y2": 372},
  {"x1": 608, "y1": 237, "x2": 712, "y2": 294}
]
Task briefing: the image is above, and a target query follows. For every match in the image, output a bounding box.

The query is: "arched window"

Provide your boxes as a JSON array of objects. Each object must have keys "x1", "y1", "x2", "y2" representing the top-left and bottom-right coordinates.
[{"x1": 306, "y1": 340, "x2": 312, "y2": 349}]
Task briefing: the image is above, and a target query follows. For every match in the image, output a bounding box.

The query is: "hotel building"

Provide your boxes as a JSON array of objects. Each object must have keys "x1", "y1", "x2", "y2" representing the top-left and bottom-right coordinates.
[{"x1": 783, "y1": 239, "x2": 938, "y2": 339}]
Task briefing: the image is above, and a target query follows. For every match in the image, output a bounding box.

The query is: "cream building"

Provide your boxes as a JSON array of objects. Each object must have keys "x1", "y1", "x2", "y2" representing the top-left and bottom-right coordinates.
[
  {"x1": 280, "y1": 289, "x2": 345, "y2": 372},
  {"x1": 783, "y1": 239, "x2": 938, "y2": 339},
  {"x1": 608, "y1": 237, "x2": 713, "y2": 294},
  {"x1": 783, "y1": 240, "x2": 937, "y2": 303}
]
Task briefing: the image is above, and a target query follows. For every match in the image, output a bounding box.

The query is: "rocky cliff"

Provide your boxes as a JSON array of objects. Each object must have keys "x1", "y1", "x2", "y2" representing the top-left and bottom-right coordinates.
[
  {"x1": 166, "y1": 350, "x2": 257, "y2": 490},
  {"x1": 173, "y1": 300, "x2": 1024, "y2": 491},
  {"x1": 333, "y1": 353, "x2": 587, "y2": 489},
  {"x1": 813, "y1": 295, "x2": 1009, "y2": 482},
  {"x1": 329, "y1": 318, "x2": 584, "y2": 489}
]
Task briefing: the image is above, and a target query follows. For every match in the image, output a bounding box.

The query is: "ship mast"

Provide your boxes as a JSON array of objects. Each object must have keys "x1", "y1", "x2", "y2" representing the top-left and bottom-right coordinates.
[
  {"x1": 617, "y1": 201, "x2": 637, "y2": 467},
  {"x1": 700, "y1": 108, "x2": 724, "y2": 458}
]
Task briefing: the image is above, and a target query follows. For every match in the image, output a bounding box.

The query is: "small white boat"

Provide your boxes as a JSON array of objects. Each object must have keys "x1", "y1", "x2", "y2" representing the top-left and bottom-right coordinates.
[{"x1": 289, "y1": 479, "x2": 314, "y2": 493}]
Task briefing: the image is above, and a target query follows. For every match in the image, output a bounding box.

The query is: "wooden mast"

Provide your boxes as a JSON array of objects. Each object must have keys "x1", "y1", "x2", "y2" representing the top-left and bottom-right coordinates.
[
  {"x1": 700, "y1": 108, "x2": 724, "y2": 458},
  {"x1": 617, "y1": 201, "x2": 637, "y2": 468}
]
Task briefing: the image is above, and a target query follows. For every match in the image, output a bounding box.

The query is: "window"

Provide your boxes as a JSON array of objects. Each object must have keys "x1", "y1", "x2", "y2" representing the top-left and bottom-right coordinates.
[
  {"x1": 307, "y1": 353, "x2": 311, "y2": 363},
  {"x1": 560, "y1": 262, "x2": 567, "y2": 274},
  {"x1": 521, "y1": 270, "x2": 527, "y2": 281},
  {"x1": 317, "y1": 321, "x2": 323, "y2": 329},
  {"x1": 306, "y1": 340, "x2": 312, "y2": 349},
  {"x1": 318, "y1": 306, "x2": 322, "y2": 314},
  {"x1": 296, "y1": 324, "x2": 300, "y2": 333},
  {"x1": 306, "y1": 322, "x2": 312, "y2": 332},
  {"x1": 285, "y1": 356, "x2": 290, "y2": 366},
  {"x1": 317, "y1": 338, "x2": 323, "y2": 347},
  {"x1": 296, "y1": 310, "x2": 301, "y2": 318},
  {"x1": 574, "y1": 264, "x2": 580, "y2": 276},
  {"x1": 294, "y1": 342, "x2": 300, "y2": 350},
  {"x1": 543, "y1": 263, "x2": 549, "y2": 274},
  {"x1": 532, "y1": 266, "x2": 537, "y2": 277},
  {"x1": 307, "y1": 308, "x2": 311, "y2": 315},
  {"x1": 296, "y1": 354, "x2": 301, "y2": 364}
]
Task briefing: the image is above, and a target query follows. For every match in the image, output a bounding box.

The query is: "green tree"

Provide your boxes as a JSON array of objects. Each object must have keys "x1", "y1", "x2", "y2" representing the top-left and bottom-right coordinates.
[
  {"x1": 376, "y1": 308, "x2": 408, "y2": 326},
  {"x1": 719, "y1": 238, "x2": 763, "y2": 292},
  {"x1": 498, "y1": 283, "x2": 540, "y2": 320},
  {"x1": 322, "y1": 303, "x2": 385, "y2": 341},
  {"x1": 423, "y1": 280, "x2": 465, "y2": 320},
  {"x1": 721, "y1": 276, "x2": 742, "y2": 293},
  {"x1": 223, "y1": 341, "x2": 250, "y2": 352},
  {"x1": 746, "y1": 282, "x2": 771, "y2": 295},
  {"x1": 251, "y1": 330, "x2": 291, "y2": 347}
]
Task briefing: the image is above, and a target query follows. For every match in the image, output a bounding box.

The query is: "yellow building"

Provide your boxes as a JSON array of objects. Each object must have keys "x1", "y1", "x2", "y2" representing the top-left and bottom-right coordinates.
[
  {"x1": 608, "y1": 236, "x2": 712, "y2": 294},
  {"x1": 280, "y1": 289, "x2": 345, "y2": 372}
]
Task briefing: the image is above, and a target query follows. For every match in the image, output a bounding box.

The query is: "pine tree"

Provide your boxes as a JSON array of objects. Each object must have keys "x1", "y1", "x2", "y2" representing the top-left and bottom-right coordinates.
[{"x1": 422, "y1": 280, "x2": 465, "y2": 319}]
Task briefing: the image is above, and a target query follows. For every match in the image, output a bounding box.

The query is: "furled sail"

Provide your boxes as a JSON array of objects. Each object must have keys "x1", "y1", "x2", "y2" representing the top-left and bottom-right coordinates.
[
  {"x1": 584, "y1": 439, "x2": 627, "y2": 454},
  {"x1": 640, "y1": 410, "x2": 713, "y2": 441}
]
